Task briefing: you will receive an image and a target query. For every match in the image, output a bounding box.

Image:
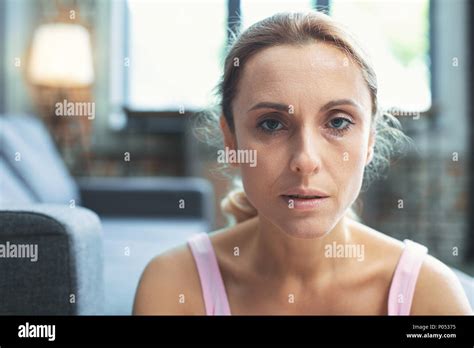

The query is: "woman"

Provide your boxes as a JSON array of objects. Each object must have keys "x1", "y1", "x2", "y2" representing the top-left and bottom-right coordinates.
[{"x1": 133, "y1": 11, "x2": 472, "y2": 315}]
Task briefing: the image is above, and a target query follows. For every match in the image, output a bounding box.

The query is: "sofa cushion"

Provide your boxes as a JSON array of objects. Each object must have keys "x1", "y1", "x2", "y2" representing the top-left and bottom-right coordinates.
[{"x1": 0, "y1": 114, "x2": 79, "y2": 204}]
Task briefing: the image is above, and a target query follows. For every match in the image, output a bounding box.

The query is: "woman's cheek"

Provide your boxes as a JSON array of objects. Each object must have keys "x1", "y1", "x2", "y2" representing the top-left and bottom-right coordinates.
[
  {"x1": 338, "y1": 147, "x2": 366, "y2": 207},
  {"x1": 240, "y1": 165, "x2": 264, "y2": 212},
  {"x1": 240, "y1": 144, "x2": 283, "y2": 208}
]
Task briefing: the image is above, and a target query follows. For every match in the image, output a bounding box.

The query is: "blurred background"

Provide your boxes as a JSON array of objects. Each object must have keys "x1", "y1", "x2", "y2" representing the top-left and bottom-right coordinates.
[{"x1": 0, "y1": 0, "x2": 472, "y2": 315}]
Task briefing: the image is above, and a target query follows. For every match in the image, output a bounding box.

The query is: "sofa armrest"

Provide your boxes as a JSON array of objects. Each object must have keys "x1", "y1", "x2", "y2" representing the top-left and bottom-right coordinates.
[
  {"x1": 77, "y1": 177, "x2": 214, "y2": 227},
  {"x1": 0, "y1": 204, "x2": 104, "y2": 315}
]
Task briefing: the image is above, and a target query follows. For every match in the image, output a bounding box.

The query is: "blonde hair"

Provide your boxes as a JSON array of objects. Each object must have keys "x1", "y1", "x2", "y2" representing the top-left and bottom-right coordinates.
[{"x1": 194, "y1": 10, "x2": 411, "y2": 225}]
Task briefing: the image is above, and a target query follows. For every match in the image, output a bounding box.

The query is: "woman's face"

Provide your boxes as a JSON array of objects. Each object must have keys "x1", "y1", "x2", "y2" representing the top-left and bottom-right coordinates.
[{"x1": 222, "y1": 43, "x2": 375, "y2": 238}]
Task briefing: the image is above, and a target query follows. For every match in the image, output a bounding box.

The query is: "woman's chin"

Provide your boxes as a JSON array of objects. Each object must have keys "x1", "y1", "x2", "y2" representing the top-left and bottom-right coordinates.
[{"x1": 256, "y1": 209, "x2": 340, "y2": 239}]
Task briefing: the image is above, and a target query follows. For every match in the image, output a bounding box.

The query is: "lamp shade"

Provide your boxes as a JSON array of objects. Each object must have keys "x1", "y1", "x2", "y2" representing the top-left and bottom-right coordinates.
[{"x1": 28, "y1": 23, "x2": 94, "y2": 87}]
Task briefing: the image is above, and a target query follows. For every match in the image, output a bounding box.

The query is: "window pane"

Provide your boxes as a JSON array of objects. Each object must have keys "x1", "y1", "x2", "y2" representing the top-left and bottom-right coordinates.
[
  {"x1": 127, "y1": 0, "x2": 227, "y2": 110},
  {"x1": 241, "y1": 0, "x2": 314, "y2": 30},
  {"x1": 331, "y1": 0, "x2": 431, "y2": 111}
]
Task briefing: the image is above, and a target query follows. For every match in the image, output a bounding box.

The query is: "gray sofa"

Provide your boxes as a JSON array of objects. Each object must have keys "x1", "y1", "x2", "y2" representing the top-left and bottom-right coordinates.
[
  {"x1": 0, "y1": 114, "x2": 214, "y2": 314},
  {"x1": 0, "y1": 205, "x2": 103, "y2": 315}
]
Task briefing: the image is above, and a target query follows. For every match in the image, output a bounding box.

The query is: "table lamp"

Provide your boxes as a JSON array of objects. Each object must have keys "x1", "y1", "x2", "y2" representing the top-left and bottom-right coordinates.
[{"x1": 27, "y1": 22, "x2": 95, "y2": 173}]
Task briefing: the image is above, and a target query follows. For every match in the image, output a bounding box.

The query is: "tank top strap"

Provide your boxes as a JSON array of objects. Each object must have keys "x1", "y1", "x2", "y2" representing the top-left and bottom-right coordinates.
[
  {"x1": 187, "y1": 233, "x2": 231, "y2": 315},
  {"x1": 388, "y1": 239, "x2": 428, "y2": 315}
]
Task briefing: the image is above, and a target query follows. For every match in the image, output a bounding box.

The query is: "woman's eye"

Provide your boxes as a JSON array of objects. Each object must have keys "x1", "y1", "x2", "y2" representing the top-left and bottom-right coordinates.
[
  {"x1": 329, "y1": 117, "x2": 351, "y2": 129},
  {"x1": 326, "y1": 116, "x2": 355, "y2": 136},
  {"x1": 258, "y1": 119, "x2": 284, "y2": 133}
]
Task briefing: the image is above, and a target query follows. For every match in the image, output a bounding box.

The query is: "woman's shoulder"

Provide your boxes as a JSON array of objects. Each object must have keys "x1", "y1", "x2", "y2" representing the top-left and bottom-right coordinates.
[
  {"x1": 133, "y1": 241, "x2": 206, "y2": 315},
  {"x1": 133, "y1": 217, "x2": 251, "y2": 315},
  {"x1": 410, "y1": 252, "x2": 472, "y2": 314},
  {"x1": 350, "y1": 219, "x2": 472, "y2": 314}
]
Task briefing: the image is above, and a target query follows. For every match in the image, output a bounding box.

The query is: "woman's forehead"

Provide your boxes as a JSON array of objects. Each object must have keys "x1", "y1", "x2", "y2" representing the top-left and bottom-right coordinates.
[
  {"x1": 234, "y1": 43, "x2": 371, "y2": 113},
  {"x1": 249, "y1": 43, "x2": 353, "y2": 71}
]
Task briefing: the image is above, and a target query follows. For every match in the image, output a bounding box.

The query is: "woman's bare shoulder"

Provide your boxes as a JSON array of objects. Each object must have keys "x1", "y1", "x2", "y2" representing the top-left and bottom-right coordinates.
[
  {"x1": 132, "y1": 219, "x2": 252, "y2": 315},
  {"x1": 411, "y1": 254, "x2": 472, "y2": 314},
  {"x1": 345, "y1": 219, "x2": 414, "y2": 298},
  {"x1": 132, "y1": 242, "x2": 205, "y2": 315},
  {"x1": 349, "y1": 219, "x2": 472, "y2": 314}
]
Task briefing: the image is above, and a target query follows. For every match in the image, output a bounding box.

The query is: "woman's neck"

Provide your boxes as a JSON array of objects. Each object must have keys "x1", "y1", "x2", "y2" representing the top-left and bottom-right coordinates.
[{"x1": 248, "y1": 214, "x2": 354, "y2": 283}]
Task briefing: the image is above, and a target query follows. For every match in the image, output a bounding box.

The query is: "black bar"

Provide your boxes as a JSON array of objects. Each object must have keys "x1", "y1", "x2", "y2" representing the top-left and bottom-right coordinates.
[{"x1": 0, "y1": 316, "x2": 472, "y2": 345}]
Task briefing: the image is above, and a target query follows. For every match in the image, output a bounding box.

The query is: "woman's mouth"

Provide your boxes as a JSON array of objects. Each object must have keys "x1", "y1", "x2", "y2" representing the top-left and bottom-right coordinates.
[{"x1": 280, "y1": 194, "x2": 329, "y2": 210}]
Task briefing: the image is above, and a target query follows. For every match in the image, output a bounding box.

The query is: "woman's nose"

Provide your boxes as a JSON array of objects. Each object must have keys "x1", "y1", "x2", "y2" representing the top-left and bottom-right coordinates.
[{"x1": 289, "y1": 129, "x2": 322, "y2": 175}]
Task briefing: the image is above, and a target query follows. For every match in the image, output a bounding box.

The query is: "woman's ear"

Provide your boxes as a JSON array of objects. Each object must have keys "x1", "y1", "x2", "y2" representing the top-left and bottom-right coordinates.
[
  {"x1": 365, "y1": 129, "x2": 375, "y2": 166},
  {"x1": 220, "y1": 115, "x2": 236, "y2": 151}
]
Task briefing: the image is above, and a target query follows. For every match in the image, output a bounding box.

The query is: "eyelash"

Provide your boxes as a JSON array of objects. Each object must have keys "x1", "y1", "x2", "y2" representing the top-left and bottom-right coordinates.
[
  {"x1": 256, "y1": 113, "x2": 355, "y2": 137},
  {"x1": 326, "y1": 116, "x2": 355, "y2": 136},
  {"x1": 257, "y1": 117, "x2": 285, "y2": 135}
]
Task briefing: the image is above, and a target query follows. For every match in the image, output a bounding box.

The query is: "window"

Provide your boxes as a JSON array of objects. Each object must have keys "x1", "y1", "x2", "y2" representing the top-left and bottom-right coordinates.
[
  {"x1": 330, "y1": 0, "x2": 431, "y2": 112},
  {"x1": 126, "y1": 0, "x2": 227, "y2": 111},
  {"x1": 123, "y1": 0, "x2": 431, "y2": 113}
]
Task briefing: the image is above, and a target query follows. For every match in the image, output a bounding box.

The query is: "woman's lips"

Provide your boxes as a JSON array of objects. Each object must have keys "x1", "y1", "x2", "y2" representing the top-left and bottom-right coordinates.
[{"x1": 280, "y1": 195, "x2": 329, "y2": 210}]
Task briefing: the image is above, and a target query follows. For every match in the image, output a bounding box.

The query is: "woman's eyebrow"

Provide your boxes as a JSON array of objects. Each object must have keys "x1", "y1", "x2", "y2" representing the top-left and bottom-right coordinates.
[
  {"x1": 247, "y1": 101, "x2": 289, "y2": 113},
  {"x1": 320, "y1": 99, "x2": 363, "y2": 113},
  {"x1": 247, "y1": 99, "x2": 363, "y2": 113}
]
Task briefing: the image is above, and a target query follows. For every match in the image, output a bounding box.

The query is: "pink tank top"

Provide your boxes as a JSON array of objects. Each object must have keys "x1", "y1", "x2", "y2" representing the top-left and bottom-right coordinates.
[{"x1": 187, "y1": 233, "x2": 428, "y2": 315}]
